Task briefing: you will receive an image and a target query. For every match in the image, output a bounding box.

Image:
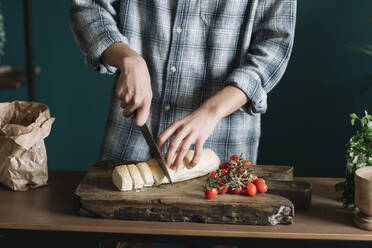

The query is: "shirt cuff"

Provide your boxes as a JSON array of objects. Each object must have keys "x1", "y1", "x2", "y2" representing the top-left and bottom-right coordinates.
[
  {"x1": 225, "y1": 69, "x2": 268, "y2": 115},
  {"x1": 86, "y1": 31, "x2": 129, "y2": 75}
]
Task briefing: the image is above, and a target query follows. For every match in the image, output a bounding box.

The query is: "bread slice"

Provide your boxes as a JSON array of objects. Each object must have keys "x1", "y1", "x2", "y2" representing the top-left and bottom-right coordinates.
[
  {"x1": 147, "y1": 157, "x2": 169, "y2": 185},
  {"x1": 112, "y1": 165, "x2": 133, "y2": 191},
  {"x1": 137, "y1": 162, "x2": 154, "y2": 187},
  {"x1": 127, "y1": 164, "x2": 145, "y2": 189}
]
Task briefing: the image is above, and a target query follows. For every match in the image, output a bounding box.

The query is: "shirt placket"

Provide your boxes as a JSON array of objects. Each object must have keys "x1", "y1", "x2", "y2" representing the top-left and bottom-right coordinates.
[{"x1": 157, "y1": 0, "x2": 188, "y2": 151}]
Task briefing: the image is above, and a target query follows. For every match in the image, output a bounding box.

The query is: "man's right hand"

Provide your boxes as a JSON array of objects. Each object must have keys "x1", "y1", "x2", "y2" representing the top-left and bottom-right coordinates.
[{"x1": 102, "y1": 43, "x2": 152, "y2": 127}]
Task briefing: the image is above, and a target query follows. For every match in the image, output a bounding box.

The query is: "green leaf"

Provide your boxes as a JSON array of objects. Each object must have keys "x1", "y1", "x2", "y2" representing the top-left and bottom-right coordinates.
[
  {"x1": 362, "y1": 118, "x2": 367, "y2": 127},
  {"x1": 350, "y1": 113, "x2": 358, "y2": 119}
]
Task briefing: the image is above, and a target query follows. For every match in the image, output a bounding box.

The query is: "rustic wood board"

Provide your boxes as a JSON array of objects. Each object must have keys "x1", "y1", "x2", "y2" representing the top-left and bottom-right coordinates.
[
  {"x1": 254, "y1": 165, "x2": 294, "y2": 181},
  {"x1": 266, "y1": 180, "x2": 312, "y2": 209},
  {"x1": 74, "y1": 161, "x2": 311, "y2": 226}
]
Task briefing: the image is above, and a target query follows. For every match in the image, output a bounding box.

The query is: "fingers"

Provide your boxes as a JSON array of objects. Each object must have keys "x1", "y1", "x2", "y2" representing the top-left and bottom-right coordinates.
[
  {"x1": 189, "y1": 139, "x2": 203, "y2": 168},
  {"x1": 165, "y1": 126, "x2": 190, "y2": 166},
  {"x1": 122, "y1": 99, "x2": 136, "y2": 117},
  {"x1": 157, "y1": 120, "x2": 182, "y2": 153},
  {"x1": 115, "y1": 59, "x2": 152, "y2": 126},
  {"x1": 120, "y1": 94, "x2": 132, "y2": 109},
  {"x1": 170, "y1": 135, "x2": 194, "y2": 170},
  {"x1": 132, "y1": 103, "x2": 150, "y2": 127},
  {"x1": 115, "y1": 85, "x2": 124, "y2": 100},
  {"x1": 117, "y1": 84, "x2": 152, "y2": 126}
]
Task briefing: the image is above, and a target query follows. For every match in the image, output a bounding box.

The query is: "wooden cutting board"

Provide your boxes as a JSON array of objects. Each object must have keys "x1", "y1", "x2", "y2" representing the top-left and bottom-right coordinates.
[{"x1": 73, "y1": 160, "x2": 311, "y2": 226}]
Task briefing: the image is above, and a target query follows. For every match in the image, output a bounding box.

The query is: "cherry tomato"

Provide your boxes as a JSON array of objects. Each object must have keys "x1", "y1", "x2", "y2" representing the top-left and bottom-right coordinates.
[
  {"x1": 250, "y1": 174, "x2": 258, "y2": 182},
  {"x1": 219, "y1": 162, "x2": 230, "y2": 169},
  {"x1": 256, "y1": 182, "x2": 268, "y2": 193},
  {"x1": 230, "y1": 187, "x2": 242, "y2": 194},
  {"x1": 254, "y1": 178, "x2": 266, "y2": 185},
  {"x1": 209, "y1": 171, "x2": 218, "y2": 178},
  {"x1": 219, "y1": 187, "x2": 229, "y2": 195},
  {"x1": 243, "y1": 160, "x2": 252, "y2": 167},
  {"x1": 244, "y1": 182, "x2": 257, "y2": 196},
  {"x1": 236, "y1": 168, "x2": 243, "y2": 174},
  {"x1": 230, "y1": 154, "x2": 240, "y2": 162},
  {"x1": 242, "y1": 174, "x2": 247, "y2": 179},
  {"x1": 205, "y1": 188, "x2": 218, "y2": 199},
  {"x1": 220, "y1": 169, "x2": 229, "y2": 176}
]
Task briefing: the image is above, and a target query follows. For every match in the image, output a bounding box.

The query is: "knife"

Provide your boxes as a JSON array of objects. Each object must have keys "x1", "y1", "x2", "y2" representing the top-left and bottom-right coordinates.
[{"x1": 139, "y1": 124, "x2": 174, "y2": 185}]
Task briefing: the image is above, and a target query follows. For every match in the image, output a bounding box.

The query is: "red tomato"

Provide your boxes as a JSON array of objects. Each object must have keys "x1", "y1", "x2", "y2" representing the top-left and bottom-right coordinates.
[
  {"x1": 230, "y1": 154, "x2": 240, "y2": 162},
  {"x1": 205, "y1": 188, "x2": 218, "y2": 199},
  {"x1": 242, "y1": 174, "x2": 247, "y2": 179},
  {"x1": 250, "y1": 174, "x2": 258, "y2": 182},
  {"x1": 243, "y1": 160, "x2": 252, "y2": 167},
  {"x1": 209, "y1": 171, "x2": 218, "y2": 178},
  {"x1": 256, "y1": 182, "x2": 268, "y2": 193},
  {"x1": 244, "y1": 182, "x2": 257, "y2": 196},
  {"x1": 220, "y1": 169, "x2": 229, "y2": 176},
  {"x1": 254, "y1": 178, "x2": 266, "y2": 185},
  {"x1": 230, "y1": 187, "x2": 242, "y2": 194},
  {"x1": 219, "y1": 162, "x2": 230, "y2": 169},
  {"x1": 219, "y1": 187, "x2": 229, "y2": 195},
  {"x1": 236, "y1": 168, "x2": 243, "y2": 174}
]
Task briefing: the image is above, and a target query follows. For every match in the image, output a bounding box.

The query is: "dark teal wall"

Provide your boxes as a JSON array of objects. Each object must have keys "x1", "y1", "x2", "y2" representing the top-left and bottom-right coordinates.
[{"x1": 0, "y1": 0, "x2": 371, "y2": 177}]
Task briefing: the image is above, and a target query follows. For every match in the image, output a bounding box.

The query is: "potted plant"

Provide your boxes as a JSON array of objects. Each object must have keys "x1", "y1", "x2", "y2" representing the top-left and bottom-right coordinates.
[{"x1": 336, "y1": 112, "x2": 372, "y2": 210}]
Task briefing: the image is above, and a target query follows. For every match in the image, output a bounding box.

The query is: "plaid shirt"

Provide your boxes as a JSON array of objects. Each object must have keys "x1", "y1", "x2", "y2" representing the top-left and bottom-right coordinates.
[{"x1": 70, "y1": 0, "x2": 296, "y2": 164}]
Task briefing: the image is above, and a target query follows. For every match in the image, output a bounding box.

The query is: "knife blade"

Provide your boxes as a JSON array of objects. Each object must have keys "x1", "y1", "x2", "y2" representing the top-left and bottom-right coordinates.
[{"x1": 139, "y1": 124, "x2": 174, "y2": 185}]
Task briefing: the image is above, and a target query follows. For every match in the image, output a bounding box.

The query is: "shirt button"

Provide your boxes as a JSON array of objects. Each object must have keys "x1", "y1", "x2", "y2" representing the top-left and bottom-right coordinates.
[
  {"x1": 176, "y1": 27, "x2": 182, "y2": 33},
  {"x1": 170, "y1": 66, "x2": 176, "y2": 72},
  {"x1": 164, "y1": 105, "x2": 171, "y2": 111}
]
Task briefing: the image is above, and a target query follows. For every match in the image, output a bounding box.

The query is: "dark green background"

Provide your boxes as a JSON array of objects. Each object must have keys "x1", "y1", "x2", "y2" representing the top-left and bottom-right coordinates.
[{"x1": 0, "y1": 0, "x2": 371, "y2": 177}]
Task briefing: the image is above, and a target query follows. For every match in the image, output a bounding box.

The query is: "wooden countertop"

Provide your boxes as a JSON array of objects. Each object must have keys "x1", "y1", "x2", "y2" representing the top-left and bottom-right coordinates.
[{"x1": 0, "y1": 170, "x2": 371, "y2": 241}]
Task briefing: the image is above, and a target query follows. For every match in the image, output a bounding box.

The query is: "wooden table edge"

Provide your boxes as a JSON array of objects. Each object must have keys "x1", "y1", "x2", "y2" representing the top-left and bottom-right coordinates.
[{"x1": 1, "y1": 223, "x2": 372, "y2": 241}]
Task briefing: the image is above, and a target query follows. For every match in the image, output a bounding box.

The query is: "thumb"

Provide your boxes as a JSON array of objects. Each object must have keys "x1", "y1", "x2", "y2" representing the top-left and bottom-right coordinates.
[{"x1": 132, "y1": 105, "x2": 150, "y2": 126}]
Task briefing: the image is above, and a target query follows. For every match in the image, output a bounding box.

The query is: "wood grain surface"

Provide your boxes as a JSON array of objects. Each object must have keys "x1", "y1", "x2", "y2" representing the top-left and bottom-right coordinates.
[
  {"x1": 74, "y1": 161, "x2": 298, "y2": 225},
  {"x1": 1, "y1": 171, "x2": 372, "y2": 241}
]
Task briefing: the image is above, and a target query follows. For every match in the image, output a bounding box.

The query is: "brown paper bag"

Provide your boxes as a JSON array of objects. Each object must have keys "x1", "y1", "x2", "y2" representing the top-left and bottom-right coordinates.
[{"x1": 0, "y1": 101, "x2": 55, "y2": 191}]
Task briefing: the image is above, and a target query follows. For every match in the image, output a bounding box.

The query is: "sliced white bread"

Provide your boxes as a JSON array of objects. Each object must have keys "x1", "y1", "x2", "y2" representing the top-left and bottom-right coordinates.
[
  {"x1": 137, "y1": 162, "x2": 154, "y2": 187},
  {"x1": 112, "y1": 165, "x2": 133, "y2": 191}
]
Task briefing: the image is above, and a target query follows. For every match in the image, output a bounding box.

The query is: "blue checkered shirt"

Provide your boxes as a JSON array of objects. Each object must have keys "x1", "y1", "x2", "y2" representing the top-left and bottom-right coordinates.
[{"x1": 70, "y1": 0, "x2": 296, "y2": 164}]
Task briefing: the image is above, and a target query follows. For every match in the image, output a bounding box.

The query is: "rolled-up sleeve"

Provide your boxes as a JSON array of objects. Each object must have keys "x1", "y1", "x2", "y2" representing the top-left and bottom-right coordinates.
[
  {"x1": 69, "y1": 0, "x2": 129, "y2": 74},
  {"x1": 226, "y1": 0, "x2": 296, "y2": 114}
]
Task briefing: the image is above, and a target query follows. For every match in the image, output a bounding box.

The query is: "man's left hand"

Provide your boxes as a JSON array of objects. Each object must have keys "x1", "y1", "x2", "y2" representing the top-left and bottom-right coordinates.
[
  {"x1": 157, "y1": 85, "x2": 249, "y2": 170},
  {"x1": 157, "y1": 106, "x2": 220, "y2": 170}
]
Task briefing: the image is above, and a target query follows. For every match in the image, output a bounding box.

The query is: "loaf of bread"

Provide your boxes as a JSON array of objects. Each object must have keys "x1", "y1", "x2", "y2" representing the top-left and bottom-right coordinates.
[{"x1": 112, "y1": 148, "x2": 220, "y2": 191}]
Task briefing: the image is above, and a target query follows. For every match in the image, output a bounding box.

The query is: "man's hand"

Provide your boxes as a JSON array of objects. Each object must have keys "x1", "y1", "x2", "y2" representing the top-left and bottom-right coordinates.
[
  {"x1": 157, "y1": 85, "x2": 249, "y2": 170},
  {"x1": 116, "y1": 56, "x2": 152, "y2": 126},
  {"x1": 102, "y1": 43, "x2": 152, "y2": 126},
  {"x1": 157, "y1": 106, "x2": 220, "y2": 170}
]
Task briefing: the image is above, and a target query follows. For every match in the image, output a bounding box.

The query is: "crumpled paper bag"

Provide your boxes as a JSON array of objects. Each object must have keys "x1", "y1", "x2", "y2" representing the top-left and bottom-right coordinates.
[{"x1": 0, "y1": 101, "x2": 55, "y2": 191}]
